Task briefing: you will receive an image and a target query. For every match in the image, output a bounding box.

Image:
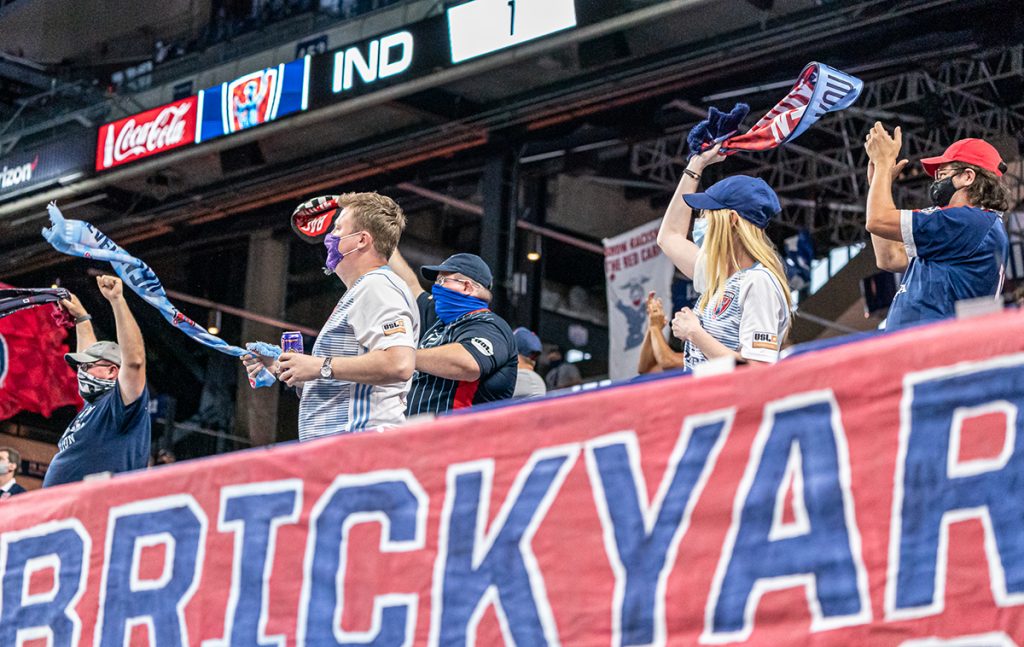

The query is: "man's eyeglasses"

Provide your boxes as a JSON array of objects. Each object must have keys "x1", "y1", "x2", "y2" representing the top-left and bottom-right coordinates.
[
  {"x1": 80, "y1": 361, "x2": 116, "y2": 371},
  {"x1": 435, "y1": 276, "x2": 477, "y2": 289}
]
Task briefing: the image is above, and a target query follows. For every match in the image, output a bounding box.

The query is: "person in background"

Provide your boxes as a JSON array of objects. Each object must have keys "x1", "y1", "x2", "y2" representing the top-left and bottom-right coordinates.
[
  {"x1": 390, "y1": 250, "x2": 518, "y2": 415},
  {"x1": 0, "y1": 447, "x2": 27, "y2": 497},
  {"x1": 544, "y1": 345, "x2": 583, "y2": 390},
  {"x1": 863, "y1": 126, "x2": 1009, "y2": 330},
  {"x1": 44, "y1": 276, "x2": 150, "y2": 487},
  {"x1": 656, "y1": 144, "x2": 791, "y2": 368},
  {"x1": 637, "y1": 292, "x2": 685, "y2": 374},
  {"x1": 512, "y1": 327, "x2": 547, "y2": 399}
]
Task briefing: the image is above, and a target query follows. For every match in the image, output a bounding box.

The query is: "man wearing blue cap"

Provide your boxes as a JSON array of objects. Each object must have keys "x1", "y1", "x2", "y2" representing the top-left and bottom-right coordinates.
[
  {"x1": 656, "y1": 144, "x2": 792, "y2": 367},
  {"x1": 391, "y1": 250, "x2": 518, "y2": 415},
  {"x1": 512, "y1": 327, "x2": 547, "y2": 399}
]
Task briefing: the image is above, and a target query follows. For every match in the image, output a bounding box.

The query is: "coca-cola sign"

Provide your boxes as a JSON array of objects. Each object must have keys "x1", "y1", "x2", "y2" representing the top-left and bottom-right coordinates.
[{"x1": 95, "y1": 97, "x2": 198, "y2": 171}]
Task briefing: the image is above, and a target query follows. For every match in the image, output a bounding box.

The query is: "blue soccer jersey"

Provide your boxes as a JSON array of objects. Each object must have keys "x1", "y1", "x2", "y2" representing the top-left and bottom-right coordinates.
[{"x1": 886, "y1": 206, "x2": 1008, "y2": 330}]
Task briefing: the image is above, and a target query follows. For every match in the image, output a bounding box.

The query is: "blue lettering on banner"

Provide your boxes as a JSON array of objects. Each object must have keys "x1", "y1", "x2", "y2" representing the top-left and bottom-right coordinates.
[
  {"x1": 888, "y1": 356, "x2": 1024, "y2": 619},
  {"x1": 430, "y1": 446, "x2": 579, "y2": 646},
  {"x1": 212, "y1": 480, "x2": 302, "y2": 647},
  {"x1": 298, "y1": 471, "x2": 426, "y2": 647},
  {"x1": 585, "y1": 411, "x2": 734, "y2": 646},
  {"x1": 0, "y1": 520, "x2": 90, "y2": 647},
  {"x1": 704, "y1": 391, "x2": 870, "y2": 642},
  {"x1": 96, "y1": 495, "x2": 207, "y2": 646}
]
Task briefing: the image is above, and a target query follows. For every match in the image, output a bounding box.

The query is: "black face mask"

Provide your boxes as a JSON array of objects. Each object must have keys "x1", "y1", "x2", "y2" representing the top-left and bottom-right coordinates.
[{"x1": 929, "y1": 170, "x2": 964, "y2": 207}]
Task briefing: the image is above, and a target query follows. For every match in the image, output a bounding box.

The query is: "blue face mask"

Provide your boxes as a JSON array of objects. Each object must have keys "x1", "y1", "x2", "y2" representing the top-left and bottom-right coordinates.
[
  {"x1": 432, "y1": 284, "x2": 488, "y2": 324},
  {"x1": 692, "y1": 216, "x2": 708, "y2": 248}
]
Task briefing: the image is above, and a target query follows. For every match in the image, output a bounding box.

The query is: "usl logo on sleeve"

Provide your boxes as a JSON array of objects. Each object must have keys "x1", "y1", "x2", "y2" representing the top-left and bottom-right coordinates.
[
  {"x1": 752, "y1": 332, "x2": 779, "y2": 350},
  {"x1": 383, "y1": 319, "x2": 407, "y2": 336}
]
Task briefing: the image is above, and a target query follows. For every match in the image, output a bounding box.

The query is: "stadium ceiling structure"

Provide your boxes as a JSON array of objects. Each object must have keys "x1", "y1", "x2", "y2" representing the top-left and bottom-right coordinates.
[
  {"x1": 0, "y1": 0, "x2": 1019, "y2": 282},
  {"x1": 630, "y1": 44, "x2": 1024, "y2": 248}
]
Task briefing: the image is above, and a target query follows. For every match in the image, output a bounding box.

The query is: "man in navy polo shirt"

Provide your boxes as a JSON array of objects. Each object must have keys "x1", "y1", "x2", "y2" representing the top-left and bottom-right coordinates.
[
  {"x1": 390, "y1": 250, "x2": 517, "y2": 415},
  {"x1": 864, "y1": 123, "x2": 1010, "y2": 330},
  {"x1": 44, "y1": 276, "x2": 150, "y2": 487}
]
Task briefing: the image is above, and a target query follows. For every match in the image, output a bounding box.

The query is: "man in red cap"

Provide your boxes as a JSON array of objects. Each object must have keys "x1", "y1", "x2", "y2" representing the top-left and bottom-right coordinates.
[{"x1": 863, "y1": 123, "x2": 1010, "y2": 330}]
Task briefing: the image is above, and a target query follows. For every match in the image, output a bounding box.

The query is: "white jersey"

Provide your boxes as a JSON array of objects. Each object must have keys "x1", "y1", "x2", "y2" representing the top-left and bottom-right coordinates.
[
  {"x1": 686, "y1": 249, "x2": 789, "y2": 368},
  {"x1": 298, "y1": 267, "x2": 419, "y2": 442}
]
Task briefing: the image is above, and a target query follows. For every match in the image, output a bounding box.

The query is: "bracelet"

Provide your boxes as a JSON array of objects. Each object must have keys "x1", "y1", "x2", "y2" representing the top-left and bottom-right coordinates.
[
  {"x1": 683, "y1": 169, "x2": 701, "y2": 181},
  {"x1": 74, "y1": 314, "x2": 92, "y2": 324}
]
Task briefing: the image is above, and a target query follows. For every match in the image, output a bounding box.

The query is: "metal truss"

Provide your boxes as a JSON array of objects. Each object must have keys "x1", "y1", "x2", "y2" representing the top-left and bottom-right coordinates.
[{"x1": 631, "y1": 45, "x2": 1024, "y2": 249}]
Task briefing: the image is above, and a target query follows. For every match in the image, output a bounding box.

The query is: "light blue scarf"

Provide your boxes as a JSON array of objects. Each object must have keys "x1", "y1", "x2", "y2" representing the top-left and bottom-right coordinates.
[{"x1": 42, "y1": 202, "x2": 276, "y2": 388}]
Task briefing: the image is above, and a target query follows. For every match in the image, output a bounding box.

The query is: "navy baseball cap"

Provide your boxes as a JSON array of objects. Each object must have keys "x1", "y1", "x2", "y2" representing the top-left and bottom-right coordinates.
[
  {"x1": 421, "y1": 253, "x2": 493, "y2": 290},
  {"x1": 682, "y1": 175, "x2": 781, "y2": 229},
  {"x1": 513, "y1": 327, "x2": 542, "y2": 357}
]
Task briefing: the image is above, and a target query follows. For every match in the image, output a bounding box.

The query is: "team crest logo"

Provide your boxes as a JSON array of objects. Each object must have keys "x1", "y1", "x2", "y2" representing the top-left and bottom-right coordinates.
[
  {"x1": 713, "y1": 291, "x2": 735, "y2": 317},
  {"x1": 227, "y1": 68, "x2": 282, "y2": 133}
]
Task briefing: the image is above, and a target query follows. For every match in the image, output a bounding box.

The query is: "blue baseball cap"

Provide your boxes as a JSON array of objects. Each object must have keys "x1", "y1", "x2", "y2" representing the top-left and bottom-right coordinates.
[
  {"x1": 682, "y1": 175, "x2": 781, "y2": 229},
  {"x1": 513, "y1": 327, "x2": 542, "y2": 357},
  {"x1": 421, "y1": 253, "x2": 493, "y2": 290}
]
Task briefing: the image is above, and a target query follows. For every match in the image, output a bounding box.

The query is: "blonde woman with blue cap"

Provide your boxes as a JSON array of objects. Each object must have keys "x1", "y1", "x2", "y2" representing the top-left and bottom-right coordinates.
[{"x1": 656, "y1": 144, "x2": 791, "y2": 368}]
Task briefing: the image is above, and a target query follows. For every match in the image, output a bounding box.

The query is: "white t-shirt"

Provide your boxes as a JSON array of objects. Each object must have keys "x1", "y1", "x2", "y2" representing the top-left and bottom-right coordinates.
[
  {"x1": 688, "y1": 250, "x2": 790, "y2": 367},
  {"x1": 298, "y1": 267, "x2": 419, "y2": 441}
]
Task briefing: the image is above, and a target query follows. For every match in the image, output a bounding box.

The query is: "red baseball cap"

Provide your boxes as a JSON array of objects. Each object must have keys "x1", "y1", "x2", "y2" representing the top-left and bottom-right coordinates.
[{"x1": 920, "y1": 138, "x2": 1005, "y2": 177}]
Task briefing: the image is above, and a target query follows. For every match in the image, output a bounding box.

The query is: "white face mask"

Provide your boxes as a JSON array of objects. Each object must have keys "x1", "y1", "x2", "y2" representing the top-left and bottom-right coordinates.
[{"x1": 693, "y1": 216, "x2": 708, "y2": 248}]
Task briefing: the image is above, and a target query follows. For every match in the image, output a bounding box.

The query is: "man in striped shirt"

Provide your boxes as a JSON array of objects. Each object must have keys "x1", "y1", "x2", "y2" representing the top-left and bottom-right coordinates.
[
  {"x1": 243, "y1": 193, "x2": 418, "y2": 441},
  {"x1": 390, "y1": 250, "x2": 517, "y2": 416}
]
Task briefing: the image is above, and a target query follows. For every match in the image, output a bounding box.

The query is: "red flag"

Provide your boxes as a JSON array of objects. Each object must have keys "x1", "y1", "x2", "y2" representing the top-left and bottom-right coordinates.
[{"x1": 0, "y1": 285, "x2": 81, "y2": 420}]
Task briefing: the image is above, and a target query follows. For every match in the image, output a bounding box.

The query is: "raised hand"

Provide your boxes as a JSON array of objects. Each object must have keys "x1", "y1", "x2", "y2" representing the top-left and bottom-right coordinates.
[
  {"x1": 96, "y1": 275, "x2": 123, "y2": 302},
  {"x1": 646, "y1": 291, "x2": 667, "y2": 329},
  {"x1": 60, "y1": 292, "x2": 88, "y2": 318},
  {"x1": 864, "y1": 122, "x2": 903, "y2": 167}
]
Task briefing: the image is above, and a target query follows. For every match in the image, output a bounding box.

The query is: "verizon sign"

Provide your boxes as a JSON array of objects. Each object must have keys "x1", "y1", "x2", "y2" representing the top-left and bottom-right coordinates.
[
  {"x1": 96, "y1": 97, "x2": 198, "y2": 170},
  {"x1": 0, "y1": 133, "x2": 94, "y2": 203},
  {"x1": 0, "y1": 157, "x2": 38, "y2": 191}
]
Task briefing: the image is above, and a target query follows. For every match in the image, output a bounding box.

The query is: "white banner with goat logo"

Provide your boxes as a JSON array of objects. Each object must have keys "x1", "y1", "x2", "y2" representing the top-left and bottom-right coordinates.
[{"x1": 603, "y1": 218, "x2": 674, "y2": 380}]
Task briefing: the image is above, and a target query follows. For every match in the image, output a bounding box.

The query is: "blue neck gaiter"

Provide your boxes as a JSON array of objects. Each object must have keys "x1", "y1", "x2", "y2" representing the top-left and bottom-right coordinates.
[{"x1": 432, "y1": 284, "x2": 488, "y2": 324}]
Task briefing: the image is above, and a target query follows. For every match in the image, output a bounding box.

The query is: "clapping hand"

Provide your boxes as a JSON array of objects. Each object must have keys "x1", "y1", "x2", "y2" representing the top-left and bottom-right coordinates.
[{"x1": 671, "y1": 307, "x2": 703, "y2": 342}]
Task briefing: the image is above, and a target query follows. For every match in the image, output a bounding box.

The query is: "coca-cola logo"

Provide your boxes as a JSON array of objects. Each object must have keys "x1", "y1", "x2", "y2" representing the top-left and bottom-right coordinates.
[{"x1": 97, "y1": 98, "x2": 197, "y2": 170}]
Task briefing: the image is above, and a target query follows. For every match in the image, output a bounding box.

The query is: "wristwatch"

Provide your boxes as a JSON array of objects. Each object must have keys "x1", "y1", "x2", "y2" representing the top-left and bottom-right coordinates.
[{"x1": 320, "y1": 357, "x2": 333, "y2": 379}]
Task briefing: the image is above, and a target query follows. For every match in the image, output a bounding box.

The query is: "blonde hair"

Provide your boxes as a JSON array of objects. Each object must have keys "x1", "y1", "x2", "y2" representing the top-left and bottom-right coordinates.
[
  {"x1": 697, "y1": 208, "x2": 792, "y2": 327},
  {"x1": 339, "y1": 192, "x2": 406, "y2": 259}
]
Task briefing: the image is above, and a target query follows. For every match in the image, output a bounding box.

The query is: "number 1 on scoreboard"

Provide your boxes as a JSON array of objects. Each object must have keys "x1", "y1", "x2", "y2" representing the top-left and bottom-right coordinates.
[{"x1": 447, "y1": 0, "x2": 577, "y2": 64}]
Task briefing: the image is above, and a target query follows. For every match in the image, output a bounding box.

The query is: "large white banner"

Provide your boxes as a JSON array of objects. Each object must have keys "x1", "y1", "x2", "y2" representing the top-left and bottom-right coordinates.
[{"x1": 603, "y1": 218, "x2": 674, "y2": 380}]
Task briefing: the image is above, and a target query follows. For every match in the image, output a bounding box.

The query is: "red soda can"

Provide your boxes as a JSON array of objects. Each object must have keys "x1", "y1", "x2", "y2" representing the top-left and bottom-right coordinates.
[{"x1": 281, "y1": 331, "x2": 304, "y2": 353}]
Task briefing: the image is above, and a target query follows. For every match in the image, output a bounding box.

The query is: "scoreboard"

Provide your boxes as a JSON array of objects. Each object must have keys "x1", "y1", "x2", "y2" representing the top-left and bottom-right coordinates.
[
  {"x1": 447, "y1": 0, "x2": 578, "y2": 63},
  {"x1": 97, "y1": 1, "x2": 591, "y2": 171}
]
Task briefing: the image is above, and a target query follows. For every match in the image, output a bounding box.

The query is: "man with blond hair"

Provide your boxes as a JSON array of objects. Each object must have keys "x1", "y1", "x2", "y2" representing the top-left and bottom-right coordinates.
[{"x1": 244, "y1": 192, "x2": 419, "y2": 440}]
